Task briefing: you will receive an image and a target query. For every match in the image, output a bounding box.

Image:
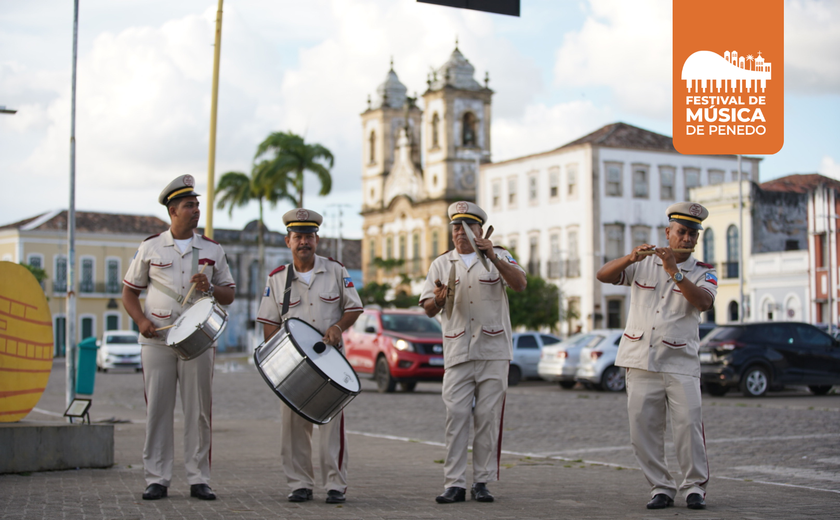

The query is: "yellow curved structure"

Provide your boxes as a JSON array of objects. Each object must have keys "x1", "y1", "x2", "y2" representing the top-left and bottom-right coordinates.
[{"x1": 0, "y1": 262, "x2": 54, "y2": 422}]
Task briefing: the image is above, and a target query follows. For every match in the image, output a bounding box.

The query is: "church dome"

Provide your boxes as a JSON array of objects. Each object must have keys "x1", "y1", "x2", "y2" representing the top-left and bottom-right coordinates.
[
  {"x1": 373, "y1": 65, "x2": 407, "y2": 110},
  {"x1": 429, "y1": 46, "x2": 482, "y2": 91}
]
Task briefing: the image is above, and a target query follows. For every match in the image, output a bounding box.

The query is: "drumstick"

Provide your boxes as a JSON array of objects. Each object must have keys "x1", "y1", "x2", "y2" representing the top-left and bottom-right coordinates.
[
  {"x1": 156, "y1": 324, "x2": 176, "y2": 331},
  {"x1": 637, "y1": 248, "x2": 694, "y2": 256},
  {"x1": 181, "y1": 263, "x2": 208, "y2": 307}
]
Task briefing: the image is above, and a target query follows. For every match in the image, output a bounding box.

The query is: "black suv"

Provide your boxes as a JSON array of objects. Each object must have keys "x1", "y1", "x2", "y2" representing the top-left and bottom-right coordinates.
[{"x1": 699, "y1": 322, "x2": 840, "y2": 397}]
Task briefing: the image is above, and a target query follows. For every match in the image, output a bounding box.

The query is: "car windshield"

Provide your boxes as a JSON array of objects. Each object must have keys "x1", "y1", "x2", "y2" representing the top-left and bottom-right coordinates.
[
  {"x1": 106, "y1": 334, "x2": 139, "y2": 344},
  {"x1": 558, "y1": 333, "x2": 603, "y2": 350},
  {"x1": 702, "y1": 326, "x2": 744, "y2": 342},
  {"x1": 381, "y1": 313, "x2": 442, "y2": 333}
]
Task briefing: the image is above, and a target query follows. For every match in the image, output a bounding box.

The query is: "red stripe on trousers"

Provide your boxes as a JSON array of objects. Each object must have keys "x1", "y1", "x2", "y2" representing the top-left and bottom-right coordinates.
[
  {"x1": 496, "y1": 396, "x2": 506, "y2": 480},
  {"x1": 338, "y1": 412, "x2": 346, "y2": 471}
]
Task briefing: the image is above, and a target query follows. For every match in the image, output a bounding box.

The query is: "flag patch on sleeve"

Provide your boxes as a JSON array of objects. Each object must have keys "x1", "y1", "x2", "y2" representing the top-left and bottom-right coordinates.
[
  {"x1": 344, "y1": 277, "x2": 354, "y2": 288},
  {"x1": 705, "y1": 272, "x2": 718, "y2": 286},
  {"x1": 506, "y1": 255, "x2": 518, "y2": 265},
  {"x1": 263, "y1": 286, "x2": 271, "y2": 297}
]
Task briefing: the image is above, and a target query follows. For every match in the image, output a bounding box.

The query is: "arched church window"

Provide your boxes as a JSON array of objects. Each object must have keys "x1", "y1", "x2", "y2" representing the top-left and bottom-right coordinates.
[
  {"x1": 431, "y1": 113, "x2": 440, "y2": 148},
  {"x1": 369, "y1": 130, "x2": 376, "y2": 164},
  {"x1": 462, "y1": 112, "x2": 477, "y2": 147}
]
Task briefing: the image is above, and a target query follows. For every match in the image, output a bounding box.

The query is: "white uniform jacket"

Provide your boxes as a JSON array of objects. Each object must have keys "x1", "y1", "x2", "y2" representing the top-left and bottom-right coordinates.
[
  {"x1": 420, "y1": 248, "x2": 525, "y2": 369},
  {"x1": 123, "y1": 230, "x2": 236, "y2": 346},
  {"x1": 614, "y1": 255, "x2": 718, "y2": 377}
]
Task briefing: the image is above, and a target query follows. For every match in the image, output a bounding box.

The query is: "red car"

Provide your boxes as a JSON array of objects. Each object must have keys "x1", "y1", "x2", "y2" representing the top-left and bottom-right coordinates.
[{"x1": 343, "y1": 307, "x2": 444, "y2": 393}]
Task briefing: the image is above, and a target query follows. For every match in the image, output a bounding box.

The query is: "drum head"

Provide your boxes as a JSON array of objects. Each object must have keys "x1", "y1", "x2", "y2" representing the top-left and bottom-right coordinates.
[
  {"x1": 167, "y1": 298, "x2": 215, "y2": 344},
  {"x1": 286, "y1": 319, "x2": 360, "y2": 393}
]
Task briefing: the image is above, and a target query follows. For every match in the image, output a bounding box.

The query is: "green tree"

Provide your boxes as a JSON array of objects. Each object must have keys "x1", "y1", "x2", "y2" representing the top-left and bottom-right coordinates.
[
  {"x1": 20, "y1": 262, "x2": 48, "y2": 284},
  {"x1": 507, "y1": 274, "x2": 561, "y2": 332},
  {"x1": 216, "y1": 160, "x2": 296, "y2": 295},
  {"x1": 255, "y1": 131, "x2": 334, "y2": 208},
  {"x1": 357, "y1": 282, "x2": 390, "y2": 307}
]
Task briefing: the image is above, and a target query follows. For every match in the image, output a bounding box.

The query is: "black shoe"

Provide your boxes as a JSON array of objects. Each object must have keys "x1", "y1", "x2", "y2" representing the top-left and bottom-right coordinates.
[
  {"x1": 435, "y1": 487, "x2": 466, "y2": 504},
  {"x1": 287, "y1": 488, "x2": 313, "y2": 502},
  {"x1": 190, "y1": 483, "x2": 216, "y2": 500},
  {"x1": 686, "y1": 493, "x2": 706, "y2": 509},
  {"x1": 142, "y1": 484, "x2": 168, "y2": 500},
  {"x1": 646, "y1": 493, "x2": 674, "y2": 509},
  {"x1": 470, "y1": 482, "x2": 494, "y2": 502},
  {"x1": 326, "y1": 490, "x2": 346, "y2": 504}
]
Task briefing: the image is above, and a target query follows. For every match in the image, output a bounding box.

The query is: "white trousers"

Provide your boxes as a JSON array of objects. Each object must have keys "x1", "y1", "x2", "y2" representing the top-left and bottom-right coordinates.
[
  {"x1": 280, "y1": 403, "x2": 348, "y2": 492},
  {"x1": 441, "y1": 360, "x2": 508, "y2": 490},
  {"x1": 141, "y1": 345, "x2": 214, "y2": 487},
  {"x1": 625, "y1": 368, "x2": 709, "y2": 499}
]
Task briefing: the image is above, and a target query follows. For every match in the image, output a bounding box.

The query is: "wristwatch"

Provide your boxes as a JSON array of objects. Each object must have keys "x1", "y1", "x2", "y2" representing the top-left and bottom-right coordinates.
[
  {"x1": 204, "y1": 283, "x2": 215, "y2": 296},
  {"x1": 672, "y1": 272, "x2": 685, "y2": 283}
]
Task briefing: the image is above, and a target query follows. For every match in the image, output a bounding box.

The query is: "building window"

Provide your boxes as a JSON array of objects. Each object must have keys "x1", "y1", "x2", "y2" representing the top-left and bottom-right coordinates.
[
  {"x1": 462, "y1": 112, "x2": 477, "y2": 147},
  {"x1": 386, "y1": 236, "x2": 393, "y2": 260},
  {"x1": 80, "y1": 316, "x2": 94, "y2": 340},
  {"x1": 709, "y1": 169, "x2": 725, "y2": 185},
  {"x1": 55, "y1": 256, "x2": 67, "y2": 293},
  {"x1": 369, "y1": 130, "x2": 376, "y2": 164},
  {"x1": 607, "y1": 299, "x2": 623, "y2": 329},
  {"x1": 549, "y1": 167, "x2": 560, "y2": 200},
  {"x1": 369, "y1": 239, "x2": 376, "y2": 264},
  {"x1": 508, "y1": 177, "x2": 517, "y2": 206},
  {"x1": 548, "y1": 233, "x2": 561, "y2": 278},
  {"x1": 726, "y1": 225, "x2": 738, "y2": 278},
  {"x1": 431, "y1": 113, "x2": 440, "y2": 148},
  {"x1": 567, "y1": 229, "x2": 580, "y2": 277},
  {"x1": 658, "y1": 227, "x2": 668, "y2": 248},
  {"x1": 528, "y1": 235, "x2": 539, "y2": 276},
  {"x1": 54, "y1": 316, "x2": 66, "y2": 357},
  {"x1": 631, "y1": 226, "x2": 650, "y2": 250},
  {"x1": 728, "y1": 301, "x2": 739, "y2": 322},
  {"x1": 432, "y1": 231, "x2": 439, "y2": 258},
  {"x1": 106, "y1": 314, "x2": 119, "y2": 331},
  {"x1": 659, "y1": 166, "x2": 675, "y2": 200},
  {"x1": 106, "y1": 258, "x2": 120, "y2": 294},
  {"x1": 567, "y1": 164, "x2": 578, "y2": 198},
  {"x1": 80, "y1": 257, "x2": 94, "y2": 293},
  {"x1": 508, "y1": 237, "x2": 518, "y2": 256},
  {"x1": 27, "y1": 253, "x2": 43, "y2": 269},
  {"x1": 249, "y1": 260, "x2": 259, "y2": 297},
  {"x1": 528, "y1": 173, "x2": 538, "y2": 204},
  {"x1": 605, "y1": 162, "x2": 622, "y2": 197},
  {"x1": 632, "y1": 165, "x2": 649, "y2": 198},
  {"x1": 412, "y1": 233, "x2": 420, "y2": 272},
  {"x1": 684, "y1": 167, "x2": 701, "y2": 199},
  {"x1": 604, "y1": 224, "x2": 625, "y2": 263},
  {"x1": 399, "y1": 235, "x2": 406, "y2": 260},
  {"x1": 492, "y1": 181, "x2": 501, "y2": 209},
  {"x1": 703, "y1": 228, "x2": 715, "y2": 264}
]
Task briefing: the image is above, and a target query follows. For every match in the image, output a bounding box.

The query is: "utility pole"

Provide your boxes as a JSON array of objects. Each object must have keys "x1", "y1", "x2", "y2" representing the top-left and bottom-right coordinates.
[
  {"x1": 66, "y1": 0, "x2": 80, "y2": 415},
  {"x1": 205, "y1": 0, "x2": 224, "y2": 239},
  {"x1": 327, "y1": 204, "x2": 353, "y2": 264},
  {"x1": 738, "y1": 154, "x2": 744, "y2": 323}
]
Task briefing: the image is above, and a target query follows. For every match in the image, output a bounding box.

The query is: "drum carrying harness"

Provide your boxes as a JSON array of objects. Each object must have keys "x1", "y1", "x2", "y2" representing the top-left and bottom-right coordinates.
[{"x1": 149, "y1": 245, "x2": 200, "y2": 304}]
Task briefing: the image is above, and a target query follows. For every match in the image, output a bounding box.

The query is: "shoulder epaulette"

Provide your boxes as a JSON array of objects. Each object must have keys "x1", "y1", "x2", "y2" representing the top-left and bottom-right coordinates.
[
  {"x1": 494, "y1": 245, "x2": 508, "y2": 251},
  {"x1": 143, "y1": 233, "x2": 162, "y2": 242},
  {"x1": 328, "y1": 257, "x2": 345, "y2": 267},
  {"x1": 438, "y1": 249, "x2": 451, "y2": 257},
  {"x1": 269, "y1": 265, "x2": 286, "y2": 276},
  {"x1": 201, "y1": 234, "x2": 220, "y2": 245},
  {"x1": 696, "y1": 261, "x2": 714, "y2": 269}
]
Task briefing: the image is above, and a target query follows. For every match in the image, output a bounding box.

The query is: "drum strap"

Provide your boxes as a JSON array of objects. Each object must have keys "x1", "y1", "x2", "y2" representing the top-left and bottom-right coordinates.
[
  {"x1": 149, "y1": 246, "x2": 200, "y2": 304},
  {"x1": 280, "y1": 263, "x2": 294, "y2": 320}
]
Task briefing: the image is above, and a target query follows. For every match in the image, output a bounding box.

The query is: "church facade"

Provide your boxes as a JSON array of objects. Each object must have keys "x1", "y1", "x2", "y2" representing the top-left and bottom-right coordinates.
[{"x1": 360, "y1": 47, "x2": 493, "y2": 294}]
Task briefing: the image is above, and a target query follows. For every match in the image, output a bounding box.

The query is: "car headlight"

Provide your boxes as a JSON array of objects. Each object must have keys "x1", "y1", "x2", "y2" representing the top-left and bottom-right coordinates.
[{"x1": 394, "y1": 339, "x2": 414, "y2": 352}]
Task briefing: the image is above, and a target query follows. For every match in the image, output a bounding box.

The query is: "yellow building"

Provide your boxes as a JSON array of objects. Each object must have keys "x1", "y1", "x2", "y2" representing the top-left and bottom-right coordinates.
[
  {"x1": 360, "y1": 46, "x2": 493, "y2": 293},
  {"x1": 0, "y1": 210, "x2": 168, "y2": 355}
]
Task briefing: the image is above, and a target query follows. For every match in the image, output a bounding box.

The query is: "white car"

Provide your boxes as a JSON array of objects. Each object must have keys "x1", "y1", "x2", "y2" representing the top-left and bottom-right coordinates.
[
  {"x1": 574, "y1": 329, "x2": 625, "y2": 392},
  {"x1": 509, "y1": 332, "x2": 562, "y2": 386},
  {"x1": 538, "y1": 333, "x2": 604, "y2": 389},
  {"x1": 96, "y1": 330, "x2": 143, "y2": 372}
]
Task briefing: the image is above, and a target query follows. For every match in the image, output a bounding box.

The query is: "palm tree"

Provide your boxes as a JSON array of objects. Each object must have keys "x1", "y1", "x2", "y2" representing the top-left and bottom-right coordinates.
[
  {"x1": 216, "y1": 160, "x2": 296, "y2": 300},
  {"x1": 255, "y1": 131, "x2": 334, "y2": 208},
  {"x1": 747, "y1": 54, "x2": 754, "y2": 71}
]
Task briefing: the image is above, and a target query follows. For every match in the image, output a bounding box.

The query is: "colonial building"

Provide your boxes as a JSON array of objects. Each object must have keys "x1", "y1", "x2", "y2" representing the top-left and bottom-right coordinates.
[
  {"x1": 360, "y1": 47, "x2": 493, "y2": 293},
  {"x1": 478, "y1": 122, "x2": 761, "y2": 335}
]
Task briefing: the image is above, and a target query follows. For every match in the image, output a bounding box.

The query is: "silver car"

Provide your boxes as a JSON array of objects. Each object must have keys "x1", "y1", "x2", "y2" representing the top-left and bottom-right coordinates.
[
  {"x1": 509, "y1": 332, "x2": 562, "y2": 386},
  {"x1": 96, "y1": 330, "x2": 143, "y2": 372},
  {"x1": 575, "y1": 329, "x2": 625, "y2": 392},
  {"x1": 538, "y1": 333, "x2": 603, "y2": 389}
]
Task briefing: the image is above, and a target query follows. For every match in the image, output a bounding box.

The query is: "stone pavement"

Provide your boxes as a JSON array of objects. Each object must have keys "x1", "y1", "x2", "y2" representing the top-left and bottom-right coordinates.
[{"x1": 2, "y1": 357, "x2": 838, "y2": 519}]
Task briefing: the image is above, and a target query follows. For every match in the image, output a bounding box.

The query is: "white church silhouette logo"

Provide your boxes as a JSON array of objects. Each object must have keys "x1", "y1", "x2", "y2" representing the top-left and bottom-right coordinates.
[{"x1": 681, "y1": 49, "x2": 772, "y2": 94}]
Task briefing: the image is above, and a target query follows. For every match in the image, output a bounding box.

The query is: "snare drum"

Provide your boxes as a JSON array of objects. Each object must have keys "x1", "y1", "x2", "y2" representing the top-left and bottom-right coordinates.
[
  {"x1": 254, "y1": 318, "x2": 360, "y2": 425},
  {"x1": 166, "y1": 297, "x2": 228, "y2": 360}
]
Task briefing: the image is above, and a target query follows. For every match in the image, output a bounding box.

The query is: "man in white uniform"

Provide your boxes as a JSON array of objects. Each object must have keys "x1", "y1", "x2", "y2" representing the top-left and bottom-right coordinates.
[
  {"x1": 596, "y1": 202, "x2": 716, "y2": 510},
  {"x1": 123, "y1": 175, "x2": 236, "y2": 501},
  {"x1": 257, "y1": 209, "x2": 363, "y2": 504},
  {"x1": 419, "y1": 201, "x2": 526, "y2": 504}
]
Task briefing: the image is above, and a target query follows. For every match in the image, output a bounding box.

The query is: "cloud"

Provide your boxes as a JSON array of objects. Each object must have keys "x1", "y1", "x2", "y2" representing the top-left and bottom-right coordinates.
[
  {"x1": 819, "y1": 156, "x2": 840, "y2": 180},
  {"x1": 785, "y1": 0, "x2": 840, "y2": 93}
]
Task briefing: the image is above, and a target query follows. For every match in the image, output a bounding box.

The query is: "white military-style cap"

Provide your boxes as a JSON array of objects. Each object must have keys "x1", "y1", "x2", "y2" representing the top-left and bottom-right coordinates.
[
  {"x1": 282, "y1": 208, "x2": 323, "y2": 234},
  {"x1": 447, "y1": 200, "x2": 487, "y2": 226},
  {"x1": 158, "y1": 175, "x2": 200, "y2": 206},
  {"x1": 667, "y1": 202, "x2": 709, "y2": 230}
]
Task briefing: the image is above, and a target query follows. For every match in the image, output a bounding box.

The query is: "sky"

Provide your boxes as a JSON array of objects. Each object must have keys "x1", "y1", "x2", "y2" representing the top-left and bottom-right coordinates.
[{"x1": 1, "y1": 0, "x2": 838, "y2": 240}]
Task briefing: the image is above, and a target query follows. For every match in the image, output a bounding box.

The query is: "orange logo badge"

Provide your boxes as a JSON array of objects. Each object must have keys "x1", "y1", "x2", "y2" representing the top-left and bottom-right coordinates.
[{"x1": 673, "y1": 0, "x2": 784, "y2": 155}]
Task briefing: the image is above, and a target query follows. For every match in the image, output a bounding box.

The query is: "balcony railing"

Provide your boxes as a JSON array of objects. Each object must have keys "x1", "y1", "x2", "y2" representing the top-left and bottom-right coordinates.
[
  {"x1": 527, "y1": 260, "x2": 541, "y2": 277},
  {"x1": 547, "y1": 260, "x2": 562, "y2": 279},
  {"x1": 721, "y1": 261, "x2": 739, "y2": 279},
  {"x1": 54, "y1": 281, "x2": 124, "y2": 295},
  {"x1": 565, "y1": 258, "x2": 581, "y2": 278}
]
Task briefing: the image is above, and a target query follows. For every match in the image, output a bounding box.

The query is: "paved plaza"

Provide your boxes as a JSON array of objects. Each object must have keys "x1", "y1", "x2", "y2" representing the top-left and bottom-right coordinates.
[{"x1": 2, "y1": 355, "x2": 839, "y2": 519}]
